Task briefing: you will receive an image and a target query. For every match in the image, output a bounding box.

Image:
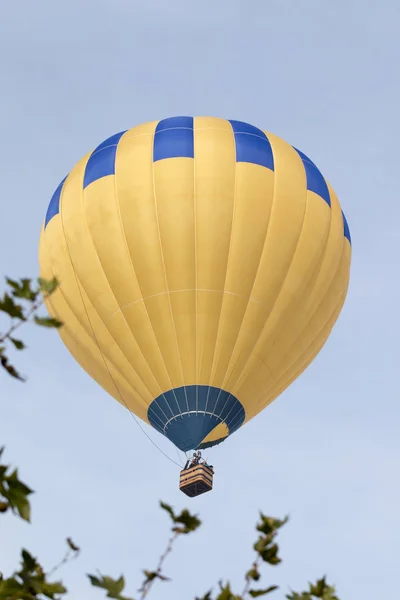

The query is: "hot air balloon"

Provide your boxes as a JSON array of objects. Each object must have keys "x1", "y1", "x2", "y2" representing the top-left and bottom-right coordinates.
[{"x1": 39, "y1": 116, "x2": 351, "y2": 497}]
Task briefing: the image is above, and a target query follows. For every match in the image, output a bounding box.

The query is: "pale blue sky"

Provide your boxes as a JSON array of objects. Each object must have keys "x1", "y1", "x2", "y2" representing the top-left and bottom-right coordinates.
[{"x1": 1, "y1": 1, "x2": 399, "y2": 598}]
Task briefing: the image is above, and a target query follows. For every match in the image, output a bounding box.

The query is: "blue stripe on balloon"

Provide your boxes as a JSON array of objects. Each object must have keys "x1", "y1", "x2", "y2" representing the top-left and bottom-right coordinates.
[
  {"x1": 44, "y1": 176, "x2": 67, "y2": 228},
  {"x1": 153, "y1": 116, "x2": 194, "y2": 161},
  {"x1": 342, "y1": 210, "x2": 351, "y2": 244},
  {"x1": 294, "y1": 147, "x2": 331, "y2": 206},
  {"x1": 83, "y1": 131, "x2": 127, "y2": 189},
  {"x1": 229, "y1": 120, "x2": 274, "y2": 170}
]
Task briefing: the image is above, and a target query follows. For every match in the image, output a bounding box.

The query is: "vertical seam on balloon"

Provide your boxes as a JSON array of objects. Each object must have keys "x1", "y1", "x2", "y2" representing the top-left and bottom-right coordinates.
[
  {"x1": 44, "y1": 280, "x2": 148, "y2": 407},
  {"x1": 259, "y1": 279, "x2": 348, "y2": 410},
  {"x1": 275, "y1": 289, "x2": 348, "y2": 397},
  {"x1": 220, "y1": 140, "x2": 308, "y2": 396},
  {"x1": 254, "y1": 233, "x2": 348, "y2": 409},
  {"x1": 205, "y1": 131, "x2": 277, "y2": 422},
  {"x1": 238, "y1": 190, "x2": 332, "y2": 405},
  {"x1": 69, "y1": 185, "x2": 184, "y2": 465},
  {"x1": 69, "y1": 220, "x2": 153, "y2": 411},
  {"x1": 151, "y1": 129, "x2": 190, "y2": 415},
  {"x1": 112, "y1": 132, "x2": 181, "y2": 420},
  {"x1": 118, "y1": 124, "x2": 185, "y2": 422},
  {"x1": 45, "y1": 258, "x2": 143, "y2": 401},
  {"x1": 69, "y1": 165, "x2": 161, "y2": 413},
  {"x1": 228, "y1": 186, "x2": 309, "y2": 395},
  {"x1": 43, "y1": 179, "x2": 123, "y2": 396},
  {"x1": 256, "y1": 200, "x2": 336, "y2": 392},
  {"x1": 193, "y1": 118, "x2": 199, "y2": 415},
  {"x1": 43, "y1": 165, "x2": 182, "y2": 469},
  {"x1": 43, "y1": 293, "x2": 96, "y2": 382},
  {"x1": 48, "y1": 177, "x2": 150, "y2": 408},
  {"x1": 203, "y1": 120, "x2": 237, "y2": 421},
  {"x1": 258, "y1": 190, "x2": 345, "y2": 397},
  {"x1": 41, "y1": 233, "x2": 132, "y2": 400}
]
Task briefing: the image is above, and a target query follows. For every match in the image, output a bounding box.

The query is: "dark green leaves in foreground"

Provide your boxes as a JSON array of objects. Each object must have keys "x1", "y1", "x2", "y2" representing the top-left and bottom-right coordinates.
[
  {"x1": 248, "y1": 587, "x2": 279, "y2": 597},
  {"x1": 88, "y1": 503, "x2": 201, "y2": 600},
  {"x1": 253, "y1": 513, "x2": 288, "y2": 566},
  {"x1": 88, "y1": 575, "x2": 134, "y2": 600},
  {"x1": 0, "y1": 276, "x2": 61, "y2": 380},
  {"x1": 286, "y1": 577, "x2": 340, "y2": 600},
  {"x1": 159, "y1": 501, "x2": 201, "y2": 534},
  {"x1": 0, "y1": 549, "x2": 67, "y2": 599},
  {"x1": 0, "y1": 446, "x2": 33, "y2": 521}
]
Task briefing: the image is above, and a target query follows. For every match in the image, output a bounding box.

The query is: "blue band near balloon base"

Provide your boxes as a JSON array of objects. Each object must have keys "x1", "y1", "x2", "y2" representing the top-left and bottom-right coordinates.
[{"x1": 147, "y1": 385, "x2": 245, "y2": 452}]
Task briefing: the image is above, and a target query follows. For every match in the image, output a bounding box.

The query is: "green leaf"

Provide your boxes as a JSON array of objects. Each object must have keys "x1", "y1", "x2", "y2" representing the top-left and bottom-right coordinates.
[
  {"x1": 0, "y1": 577, "x2": 24, "y2": 599},
  {"x1": 6, "y1": 277, "x2": 38, "y2": 301},
  {"x1": 88, "y1": 574, "x2": 134, "y2": 600},
  {"x1": 0, "y1": 293, "x2": 25, "y2": 319},
  {"x1": 10, "y1": 337, "x2": 26, "y2": 350},
  {"x1": 160, "y1": 501, "x2": 201, "y2": 534},
  {"x1": 21, "y1": 549, "x2": 37, "y2": 571},
  {"x1": 38, "y1": 277, "x2": 59, "y2": 295},
  {"x1": 287, "y1": 578, "x2": 339, "y2": 600},
  {"x1": 172, "y1": 508, "x2": 201, "y2": 534},
  {"x1": 309, "y1": 578, "x2": 327, "y2": 597},
  {"x1": 34, "y1": 316, "x2": 63, "y2": 328},
  {"x1": 66, "y1": 537, "x2": 80, "y2": 552},
  {"x1": 253, "y1": 537, "x2": 281, "y2": 566},
  {"x1": 1, "y1": 467, "x2": 33, "y2": 522},
  {"x1": 216, "y1": 583, "x2": 233, "y2": 600},
  {"x1": 215, "y1": 582, "x2": 241, "y2": 600},
  {"x1": 195, "y1": 592, "x2": 213, "y2": 600},
  {"x1": 0, "y1": 548, "x2": 67, "y2": 599},
  {"x1": 6, "y1": 468, "x2": 33, "y2": 493},
  {"x1": 142, "y1": 570, "x2": 158, "y2": 584},
  {"x1": 5, "y1": 277, "x2": 20, "y2": 291},
  {"x1": 139, "y1": 569, "x2": 170, "y2": 593},
  {"x1": 286, "y1": 593, "x2": 312, "y2": 600},
  {"x1": 249, "y1": 586, "x2": 279, "y2": 597},
  {"x1": 160, "y1": 501, "x2": 175, "y2": 520},
  {"x1": 13, "y1": 494, "x2": 31, "y2": 521},
  {"x1": 254, "y1": 537, "x2": 268, "y2": 554},
  {"x1": 257, "y1": 514, "x2": 288, "y2": 536},
  {"x1": 41, "y1": 581, "x2": 68, "y2": 597},
  {"x1": 246, "y1": 566, "x2": 261, "y2": 581},
  {"x1": 88, "y1": 575, "x2": 102, "y2": 587},
  {"x1": 142, "y1": 569, "x2": 169, "y2": 585},
  {"x1": 0, "y1": 352, "x2": 25, "y2": 381}
]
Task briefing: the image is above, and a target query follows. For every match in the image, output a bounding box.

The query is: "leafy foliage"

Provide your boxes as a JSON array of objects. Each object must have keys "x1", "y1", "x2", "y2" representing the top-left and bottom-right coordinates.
[
  {"x1": 159, "y1": 501, "x2": 201, "y2": 534},
  {"x1": 215, "y1": 582, "x2": 242, "y2": 600},
  {"x1": 253, "y1": 514, "x2": 288, "y2": 566},
  {"x1": 0, "y1": 446, "x2": 33, "y2": 521},
  {"x1": 0, "y1": 549, "x2": 67, "y2": 599},
  {"x1": 0, "y1": 448, "x2": 341, "y2": 600},
  {"x1": 88, "y1": 575, "x2": 134, "y2": 600},
  {"x1": 286, "y1": 578, "x2": 339, "y2": 600},
  {"x1": 249, "y1": 587, "x2": 279, "y2": 597},
  {"x1": 0, "y1": 276, "x2": 61, "y2": 380},
  {"x1": 195, "y1": 593, "x2": 213, "y2": 600}
]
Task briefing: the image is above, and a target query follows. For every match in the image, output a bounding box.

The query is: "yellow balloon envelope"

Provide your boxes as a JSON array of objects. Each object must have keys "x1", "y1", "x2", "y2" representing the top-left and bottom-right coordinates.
[{"x1": 38, "y1": 116, "x2": 351, "y2": 452}]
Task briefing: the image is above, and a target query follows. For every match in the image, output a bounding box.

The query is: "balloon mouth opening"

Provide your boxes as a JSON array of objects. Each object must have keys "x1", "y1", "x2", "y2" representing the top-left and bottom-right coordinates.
[{"x1": 147, "y1": 385, "x2": 245, "y2": 452}]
